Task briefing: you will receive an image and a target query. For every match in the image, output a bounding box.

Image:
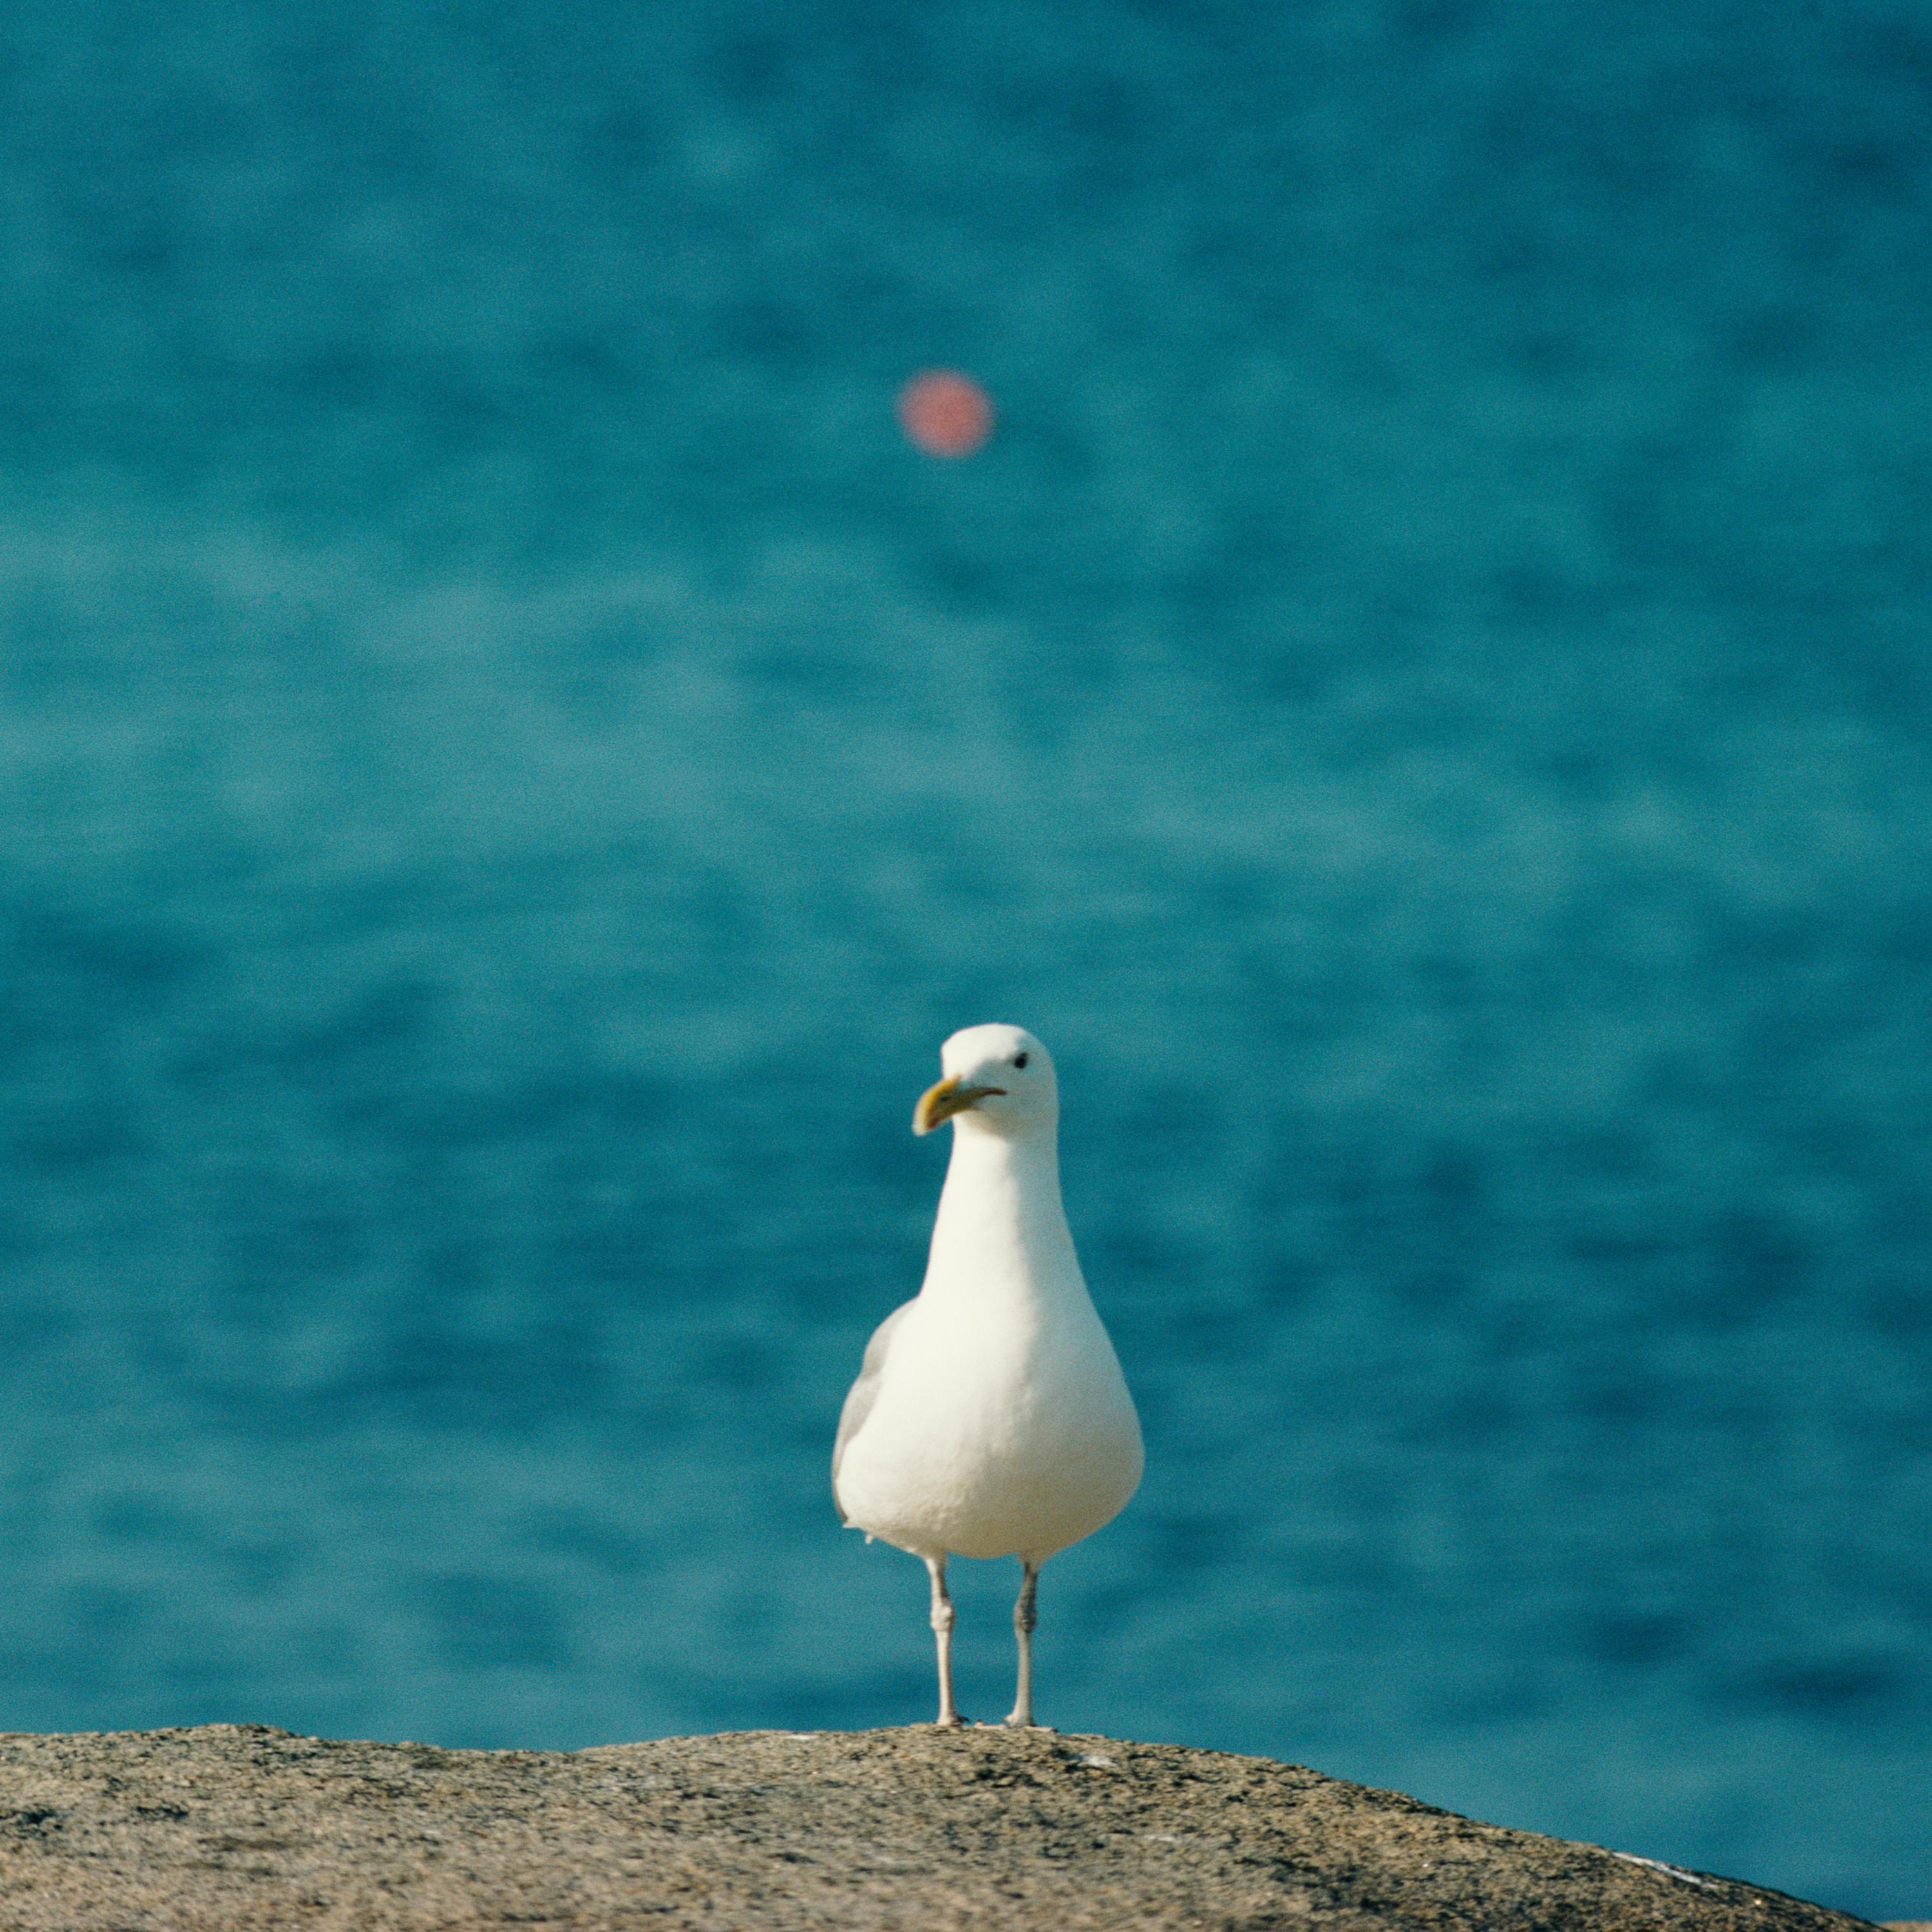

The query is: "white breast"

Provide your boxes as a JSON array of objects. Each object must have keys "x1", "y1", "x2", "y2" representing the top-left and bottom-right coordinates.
[{"x1": 833, "y1": 1113, "x2": 1142, "y2": 1563}]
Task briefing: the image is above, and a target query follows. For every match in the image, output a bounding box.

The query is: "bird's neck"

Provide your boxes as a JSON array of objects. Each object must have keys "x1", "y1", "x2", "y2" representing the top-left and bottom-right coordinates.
[{"x1": 922, "y1": 1123, "x2": 1083, "y2": 1307}]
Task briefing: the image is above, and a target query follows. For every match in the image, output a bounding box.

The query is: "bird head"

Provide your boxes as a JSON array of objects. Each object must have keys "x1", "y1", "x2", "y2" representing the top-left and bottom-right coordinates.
[{"x1": 913, "y1": 1024, "x2": 1057, "y2": 1140}]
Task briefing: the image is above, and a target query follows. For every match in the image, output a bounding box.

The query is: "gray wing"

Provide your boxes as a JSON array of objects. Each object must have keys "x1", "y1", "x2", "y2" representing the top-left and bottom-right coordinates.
[{"x1": 832, "y1": 1298, "x2": 916, "y2": 1520}]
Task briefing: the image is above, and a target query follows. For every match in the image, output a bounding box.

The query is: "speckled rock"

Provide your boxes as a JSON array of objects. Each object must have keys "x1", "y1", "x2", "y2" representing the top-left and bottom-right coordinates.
[{"x1": 0, "y1": 1723, "x2": 1888, "y2": 1931}]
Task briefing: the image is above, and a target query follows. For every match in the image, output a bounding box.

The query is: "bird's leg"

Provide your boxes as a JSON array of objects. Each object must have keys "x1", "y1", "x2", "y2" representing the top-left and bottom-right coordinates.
[
  {"x1": 925, "y1": 1554, "x2": 962, "y2": 1728},
  {"x1": 1004, "y1": 1560, "x2": 1041, "y2": 1727}
]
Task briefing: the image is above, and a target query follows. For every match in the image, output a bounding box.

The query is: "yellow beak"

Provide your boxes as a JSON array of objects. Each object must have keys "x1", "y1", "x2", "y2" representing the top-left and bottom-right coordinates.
[{"x1": 913, "y1": 1075, "x2": 1007, "y2": 1135}]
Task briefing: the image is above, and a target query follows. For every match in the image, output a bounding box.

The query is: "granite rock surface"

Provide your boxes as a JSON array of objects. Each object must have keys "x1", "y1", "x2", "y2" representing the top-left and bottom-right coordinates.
[{"x1": 0, "y1": 1723, "x2": 1891, "y2": 1931}]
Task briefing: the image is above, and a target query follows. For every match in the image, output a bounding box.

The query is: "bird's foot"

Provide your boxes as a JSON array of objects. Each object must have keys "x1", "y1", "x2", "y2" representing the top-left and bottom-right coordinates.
[
  {"x1": 1001, "y1": 1713, "x2": 1050, "y2": 1730},
  {"x1": 931, "y1": 1712, "x2": 969, "y2": 1730}
]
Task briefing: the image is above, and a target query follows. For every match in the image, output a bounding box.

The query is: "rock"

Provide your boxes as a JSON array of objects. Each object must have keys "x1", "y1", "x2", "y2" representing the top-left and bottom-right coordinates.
[{"x1": 0, "y1": 1723, "x2": 1888, "y2": 1930}]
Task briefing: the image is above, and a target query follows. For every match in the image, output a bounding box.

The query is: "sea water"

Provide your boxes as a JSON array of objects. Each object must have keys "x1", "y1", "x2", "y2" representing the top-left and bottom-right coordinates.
[{"x1": 0, "y1": 0, "x2": 1927, "y2": 1918}]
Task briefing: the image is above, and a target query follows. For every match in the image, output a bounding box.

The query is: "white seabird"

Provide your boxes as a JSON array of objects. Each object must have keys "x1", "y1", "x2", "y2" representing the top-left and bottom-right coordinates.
[{"x1": 832, "y1": 1024, "x2": 1143, "y2": 1728}]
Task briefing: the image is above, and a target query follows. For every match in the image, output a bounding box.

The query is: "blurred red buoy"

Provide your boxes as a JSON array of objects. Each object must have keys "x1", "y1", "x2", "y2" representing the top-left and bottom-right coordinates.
[{"x1": 898, "y1": 370, "x2": 993, "y2": 457}]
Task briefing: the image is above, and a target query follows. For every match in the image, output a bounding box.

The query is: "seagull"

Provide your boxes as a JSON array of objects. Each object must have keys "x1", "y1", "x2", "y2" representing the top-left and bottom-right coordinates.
[{"x1": 832, "y1": 1024, "x2": 1143, "y2": 1728}]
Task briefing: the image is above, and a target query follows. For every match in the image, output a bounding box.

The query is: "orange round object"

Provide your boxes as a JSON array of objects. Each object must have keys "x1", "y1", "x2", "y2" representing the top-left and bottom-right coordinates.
[{"x1": 898, "y1": 370, "x2": 994, "y2": 457}]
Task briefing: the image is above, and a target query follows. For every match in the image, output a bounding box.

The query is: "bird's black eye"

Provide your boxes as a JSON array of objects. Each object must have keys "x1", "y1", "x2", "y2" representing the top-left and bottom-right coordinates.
[{"x1": 1014, "y1": 1052, "x2": 1028, "y2": 1068}]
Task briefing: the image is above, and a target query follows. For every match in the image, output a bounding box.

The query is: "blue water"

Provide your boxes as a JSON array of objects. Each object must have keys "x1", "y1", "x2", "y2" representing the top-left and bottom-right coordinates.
[{"x1": 2, "y1": 0, "x2": 1929, "y2": 1917}]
